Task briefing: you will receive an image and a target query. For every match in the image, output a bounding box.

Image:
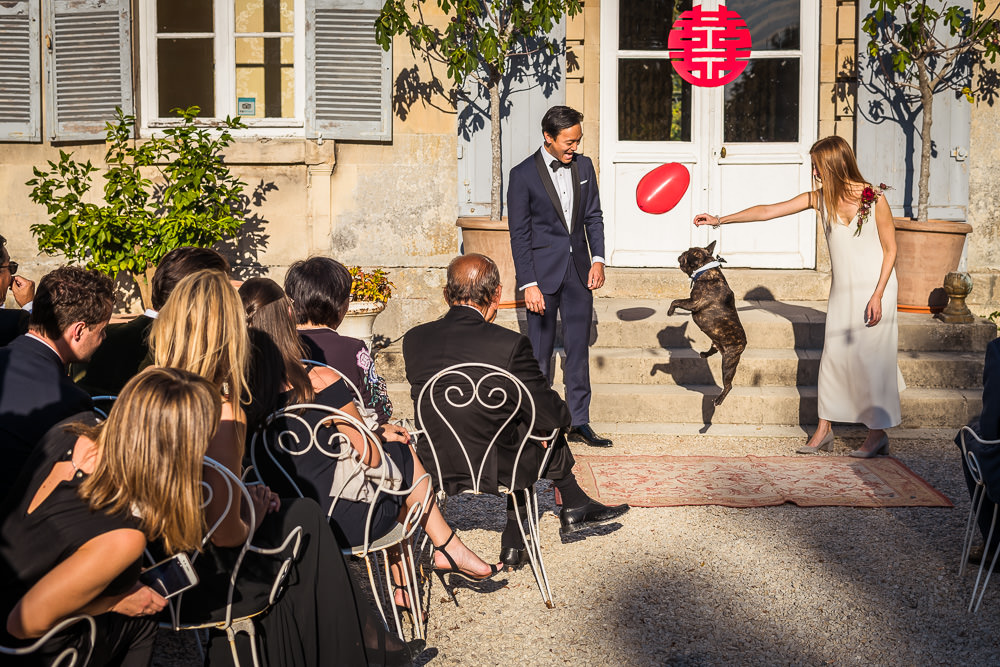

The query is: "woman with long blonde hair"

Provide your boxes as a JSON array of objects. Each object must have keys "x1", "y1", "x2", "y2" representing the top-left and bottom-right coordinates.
[
  {"x1": 694, "y1": 135, "x2": 904, "y2": 457},
  {"x1": 152, "y1": 269, "x2": 419, "y2": 666},
  {"x1": 0, "y1": 366, "x2": 218, "y2": 666}
]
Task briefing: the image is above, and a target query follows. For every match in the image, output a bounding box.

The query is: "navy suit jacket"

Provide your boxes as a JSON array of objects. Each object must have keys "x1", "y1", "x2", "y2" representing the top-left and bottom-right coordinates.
[
  {"x1": 507, "y1": 150, "x2": 605, "y2": 293},
  {"x1": 0, "y1": 310, "x2": 29, "y2": 348},
  {"x1": 0, "y1": 335, "x2": 93, "y2": 498}
]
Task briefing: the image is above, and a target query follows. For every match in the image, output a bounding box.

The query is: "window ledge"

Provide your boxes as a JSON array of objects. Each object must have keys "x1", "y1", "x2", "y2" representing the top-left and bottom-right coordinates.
[{"x1": 220, "y1": 138, "x2": 336, "y2": 166}]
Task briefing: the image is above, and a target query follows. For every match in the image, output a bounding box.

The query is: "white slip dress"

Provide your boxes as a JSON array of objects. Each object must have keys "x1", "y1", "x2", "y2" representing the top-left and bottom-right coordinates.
[{"x1": 818, "y1": 199, "x2": 905, "y2": 429}]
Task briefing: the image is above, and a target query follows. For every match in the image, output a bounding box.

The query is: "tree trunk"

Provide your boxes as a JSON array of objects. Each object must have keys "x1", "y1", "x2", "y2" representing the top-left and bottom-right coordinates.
[
  {"x1": 489, "y1": 82, "x2": 502, "y2": 222},
  {"x1": 916, "y1": 58, "x2": 933, "y2": 224},
  {"x1": 135, "y1": 267, "x2": 155, "y2": 312}
]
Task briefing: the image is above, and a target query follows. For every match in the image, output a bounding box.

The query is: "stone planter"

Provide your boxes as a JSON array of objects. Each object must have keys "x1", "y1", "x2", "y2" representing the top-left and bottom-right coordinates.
[
  {"x1": 893, "y1": 218, "x2": 972, "y2": 314},
  {"x1": 340, "y1": 301, "x2": 386, "y2": 350},
  {"x1": 456, "y1": 216, "x2": 523, "y2": 308}
]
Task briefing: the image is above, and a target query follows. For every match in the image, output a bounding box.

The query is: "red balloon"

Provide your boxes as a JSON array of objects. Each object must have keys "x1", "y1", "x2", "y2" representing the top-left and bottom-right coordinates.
[{"x1": 636, "y1": 162, "x2": 690, "y2": 214}]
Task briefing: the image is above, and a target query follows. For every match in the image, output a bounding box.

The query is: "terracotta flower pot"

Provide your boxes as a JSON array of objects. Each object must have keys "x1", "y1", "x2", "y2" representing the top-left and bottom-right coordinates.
[
  {"x1": 456, "y1": 216, "x2": 524, "y2": 308},
  {"x1": 893, "y1": 218, "x2": 972, "y2": 314}
]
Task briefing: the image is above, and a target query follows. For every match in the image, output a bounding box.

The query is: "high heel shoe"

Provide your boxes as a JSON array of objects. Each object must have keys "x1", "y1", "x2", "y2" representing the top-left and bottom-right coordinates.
[
  {"x1": 432, "y1": 530, "x2": 505, "y2": 582},
  {"x1": 849, "y1": 433, "x2": 890, "y2": 458},
  {"x1": 796, "y1": 430, "x2": 834, "y2": 454},
  {"x1": 392, "y1": 584, "x2": 426, "y2": 624}
]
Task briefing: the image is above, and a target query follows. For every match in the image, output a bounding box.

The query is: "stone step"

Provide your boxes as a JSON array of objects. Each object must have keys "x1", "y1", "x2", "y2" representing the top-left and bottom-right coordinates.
[
  {"x1": 485, "y1": 299, "x2": 995, "y2": 352},
  {"x1": 379, "y1": 344, "x2": 985, "y2": 390},
  {"x1": 599, "y1": 267, "x2": 832, "y2": 301},
  {"x1": 386, "y1": 383, "x2": 981, "y2": 430}
]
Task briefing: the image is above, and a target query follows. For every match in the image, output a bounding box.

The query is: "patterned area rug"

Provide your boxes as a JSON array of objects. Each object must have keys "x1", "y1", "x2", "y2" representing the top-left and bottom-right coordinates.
[{"x1": 573, "y1": 455, "x2": 952, "y2": 508}]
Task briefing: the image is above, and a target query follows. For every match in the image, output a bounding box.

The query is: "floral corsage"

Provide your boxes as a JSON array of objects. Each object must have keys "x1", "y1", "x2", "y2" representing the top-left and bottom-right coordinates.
[{"x1": 854, "y1": 183, "x2": 891, "y2": 237}]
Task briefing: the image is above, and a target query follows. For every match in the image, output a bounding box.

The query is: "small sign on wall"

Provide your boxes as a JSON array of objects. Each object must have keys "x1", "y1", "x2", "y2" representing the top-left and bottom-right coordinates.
[{"x1": 237, "y1": 98, "x2": 256, "y2": 116}]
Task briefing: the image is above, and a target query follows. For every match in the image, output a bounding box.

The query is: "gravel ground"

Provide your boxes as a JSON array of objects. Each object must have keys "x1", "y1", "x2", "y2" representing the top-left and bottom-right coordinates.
[{"x1": 152, "y1": 431, "x2": 1000, "y2": 666}]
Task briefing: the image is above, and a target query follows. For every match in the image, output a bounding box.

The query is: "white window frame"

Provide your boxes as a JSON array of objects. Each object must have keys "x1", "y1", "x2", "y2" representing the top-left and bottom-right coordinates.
[{"x1": 138, "y1": 0, "x2": 306, "y2": 137}]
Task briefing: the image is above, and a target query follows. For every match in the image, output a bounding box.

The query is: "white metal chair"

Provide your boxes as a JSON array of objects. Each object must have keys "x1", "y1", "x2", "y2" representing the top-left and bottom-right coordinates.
[
  {"x1": 250, "y1": 403, "x2": 432, "y2": 641},
  {"x1": 158, "y1": 456, "x2": 304, "y2": 667},
  {"x1": 409, "y1": 362, "x2": 560, "y2": 609},
  {"x1": 958, "y1": 426, "x2": 1000, "y2": 612},
  {"x1": 90, "y1": 395, "x2": 117, "y2": 420},
  {"x1": 0, "y1": 615, "x2": 97, "y2": 667}
]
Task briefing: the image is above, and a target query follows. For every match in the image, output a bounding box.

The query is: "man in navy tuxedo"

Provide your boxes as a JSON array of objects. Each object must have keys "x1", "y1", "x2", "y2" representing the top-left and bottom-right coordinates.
[
  {"x1": 0, "y1": 235, "x2": 36, "y2": 347},
  {"x1": 507, "y1": 105, "x2": 612, "y2": 447}
]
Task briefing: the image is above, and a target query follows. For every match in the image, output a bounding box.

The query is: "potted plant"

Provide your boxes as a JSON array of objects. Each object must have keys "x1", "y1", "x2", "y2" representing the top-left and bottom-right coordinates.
[
  {"x1": 862, "y1": 0, "x2": 1000, "y2": 312},
  {"x1": 341, "y1": 267, "x2": 395, "y2": 350},
  {"x1": 26, "y1": 106, "x2": 248, "y2": 309},
  {"x1": 376, "y1": 0, "x2": 580, "y2": 306}
]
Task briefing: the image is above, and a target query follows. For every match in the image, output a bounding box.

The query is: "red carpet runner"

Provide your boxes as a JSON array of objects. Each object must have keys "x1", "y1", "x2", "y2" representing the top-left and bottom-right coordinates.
[{"x1": 573, "y1": 455, "x2": 952, "y2": 508}]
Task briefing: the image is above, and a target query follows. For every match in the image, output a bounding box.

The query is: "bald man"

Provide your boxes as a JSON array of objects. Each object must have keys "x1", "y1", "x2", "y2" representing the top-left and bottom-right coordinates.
[{"x1": 403, "y1": 254, "x2": 628, "y2": 567}]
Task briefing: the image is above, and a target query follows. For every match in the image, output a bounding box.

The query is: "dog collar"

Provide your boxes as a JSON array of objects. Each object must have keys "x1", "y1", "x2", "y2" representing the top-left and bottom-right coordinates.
[{"x1": 690, "y1": 260, "x2": 722, "y2": 282}]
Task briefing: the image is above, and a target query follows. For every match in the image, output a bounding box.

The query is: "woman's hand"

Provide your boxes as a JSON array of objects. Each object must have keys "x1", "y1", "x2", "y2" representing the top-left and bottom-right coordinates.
[
  {"x1": 108, "y1": 582, "x2": 168, "y2": 617},
  {"x1": 865, "y1": 293, "x2": 883, "y2": 327},
  {"x1": 246, "y1": 483, "x2": 280, "y2": 532},
  {"x1": 377, "y1": 423, "x2": 411, "y2": 444},
  {"x1": 693, "y1": 213, "x2": 720, "y2": 227}
]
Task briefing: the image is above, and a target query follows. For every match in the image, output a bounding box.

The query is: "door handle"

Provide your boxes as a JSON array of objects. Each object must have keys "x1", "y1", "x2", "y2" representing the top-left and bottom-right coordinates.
[{"x1": 720, "y1": 146, "x2": 727, "y2": 159}]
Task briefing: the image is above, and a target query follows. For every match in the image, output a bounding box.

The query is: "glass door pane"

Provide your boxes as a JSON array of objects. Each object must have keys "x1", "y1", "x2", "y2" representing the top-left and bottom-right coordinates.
[{"x1": 723, "y1": 58, "x2": 799, "y2": 142}]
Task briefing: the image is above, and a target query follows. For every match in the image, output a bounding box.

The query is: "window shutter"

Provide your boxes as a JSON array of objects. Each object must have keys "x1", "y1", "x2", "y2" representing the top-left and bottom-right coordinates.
[
  {"x1": 0, "y1": 1, "x2": 40, "y2": 142},
  {"x1": 46, "y1": 0, "x2": 132, "y2": 142},
  {"x1": 306, "y1": 0, "x2": 392, "y2": 141}
]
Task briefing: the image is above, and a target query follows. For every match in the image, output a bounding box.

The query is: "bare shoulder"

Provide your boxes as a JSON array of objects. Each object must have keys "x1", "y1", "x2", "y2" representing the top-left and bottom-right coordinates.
[{"x1": 308, "y1": 365, "x2": 341, "y2": 391}]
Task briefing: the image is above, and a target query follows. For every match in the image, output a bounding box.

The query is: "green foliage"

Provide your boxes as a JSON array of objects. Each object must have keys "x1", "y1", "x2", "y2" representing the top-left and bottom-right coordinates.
[
  {"x1": 27, "y1": 106, "x2": 248, "y2": 281},
  {"x1": 376, "y1": 0, "x2": 582, "y2": 87},
  {"x1": 862, "y1": 0, "x2": 1000, "y2": 95},
  {"x1": 349, "y1": 267, "x2": 394, "y2": 304}
]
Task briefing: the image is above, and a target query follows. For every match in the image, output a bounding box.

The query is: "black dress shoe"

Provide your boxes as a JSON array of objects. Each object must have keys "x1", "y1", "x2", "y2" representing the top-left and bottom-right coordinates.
[
  {"x1": 568, "y1": 424, "x2": 613, "y2": 447},
  {"x1": 559, "y1": 499, "x2": 630, "y2": 535},
  {"x1": 500, "y1": 546, "x2": 528, "y2": 569}
]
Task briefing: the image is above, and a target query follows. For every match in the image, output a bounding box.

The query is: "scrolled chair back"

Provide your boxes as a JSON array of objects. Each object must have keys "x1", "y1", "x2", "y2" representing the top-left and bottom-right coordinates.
[
  {"x1": 0, "y1": 615, "x2": 97, "y2": 667},
  {"x1": 413, "y1": 362, "x2": 551, "y2": 496}
]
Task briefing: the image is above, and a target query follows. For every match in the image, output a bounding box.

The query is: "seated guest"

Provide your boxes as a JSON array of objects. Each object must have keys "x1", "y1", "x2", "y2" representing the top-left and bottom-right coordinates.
[
  {"x1": 152, "y1": 269, "x2": 420, "y2": 666},
  {"x1": 0, "y1": 235, "x2": 35, "y2": 347},
  {"x1": 240, "y1": 278, "x2": 503, "y2": 612},
  {"x1": 957, "y1": 336, "x2": 1000, "y2": 562},
  {"x1": 284, "y1": 257, "x2": 393, "y2": 424},
  {"x1": 403, "y1": 254, "x2": 629, "y2": 568},
  {"x1": 0, "y1": 367, "x2": 216, "y2": 666},
  {"x1": 74, "y1": 246, "x2": 230, "y2": 396},
  {"x1": 0, "y1": 266, "x2": 113, "y2": 496}
]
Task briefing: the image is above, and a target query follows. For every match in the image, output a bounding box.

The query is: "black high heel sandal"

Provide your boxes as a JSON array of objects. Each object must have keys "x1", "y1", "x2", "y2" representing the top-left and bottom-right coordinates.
[
  {"x1": 392, "y1": 583, "x2": 425, "y2": 624},
  {"x1": 432, "y1": 530, "x2": 505, "y2": 604}
]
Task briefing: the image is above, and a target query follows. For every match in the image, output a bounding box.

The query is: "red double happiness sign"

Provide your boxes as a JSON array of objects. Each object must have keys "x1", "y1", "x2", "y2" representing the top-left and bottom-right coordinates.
[{"x1": 667, "y1": 4, "x2": 751, "y2": 88}]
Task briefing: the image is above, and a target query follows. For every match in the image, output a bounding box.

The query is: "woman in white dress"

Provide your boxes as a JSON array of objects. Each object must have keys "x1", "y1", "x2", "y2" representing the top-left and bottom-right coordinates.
[{"x1": 693, "y1": 135, "x2": 903, "y2": 457}]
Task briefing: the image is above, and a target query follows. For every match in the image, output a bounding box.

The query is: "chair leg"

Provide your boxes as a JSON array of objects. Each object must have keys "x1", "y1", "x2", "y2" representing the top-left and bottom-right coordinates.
[
  {"x1": 970, "y1": 504, "x2": 1000, "y2": 612},
  {"x1": 961, "y1": 483, "x2": 986, "y2": 577},
  {"x1": 513, "y1": 488, "x2": 554, "y2": 609},
  {"x1": 400, "y1": 541, "x2": 426, "y2": 641}
]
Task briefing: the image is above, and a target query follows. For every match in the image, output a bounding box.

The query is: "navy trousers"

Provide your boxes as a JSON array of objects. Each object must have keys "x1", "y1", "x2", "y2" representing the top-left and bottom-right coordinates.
[{"x1": 526, "y1": 260, "x2": 592, "y2": 425}]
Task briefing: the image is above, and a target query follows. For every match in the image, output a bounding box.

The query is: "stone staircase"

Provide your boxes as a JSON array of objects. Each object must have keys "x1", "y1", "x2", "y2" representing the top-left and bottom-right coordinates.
[{"x1": 379, "y1": 269, "x2": 995, "y2": 443}]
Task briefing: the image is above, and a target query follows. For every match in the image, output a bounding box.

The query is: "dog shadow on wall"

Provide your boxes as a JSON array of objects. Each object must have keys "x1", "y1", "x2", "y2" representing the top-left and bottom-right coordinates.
[{"x1": 649, "y1": 320, "x2": 720, "y2": 433}]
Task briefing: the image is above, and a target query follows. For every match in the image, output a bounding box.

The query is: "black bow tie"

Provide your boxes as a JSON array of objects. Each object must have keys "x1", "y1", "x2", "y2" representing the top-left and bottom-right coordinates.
[{"x1": 550, "y1": 159, "x2": 571, "y2": 171}]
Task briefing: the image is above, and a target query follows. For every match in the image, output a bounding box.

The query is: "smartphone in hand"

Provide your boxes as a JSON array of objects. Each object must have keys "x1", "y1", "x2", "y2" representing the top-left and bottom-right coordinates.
[{"x1": 139, "y1": 553, "x2": 199, "y2": 599}]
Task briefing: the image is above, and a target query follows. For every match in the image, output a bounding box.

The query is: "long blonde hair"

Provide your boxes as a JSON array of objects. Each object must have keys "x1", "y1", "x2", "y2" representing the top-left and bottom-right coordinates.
[
  {"x1": 77, "y1": 367, "x2": 221, "y2": 554},
  {"x1": 151, "y1": 269, "x2": 249, "y2": 408},
  {"x1": 810, "y1": 135, "x2": 869, "y2": 224}
]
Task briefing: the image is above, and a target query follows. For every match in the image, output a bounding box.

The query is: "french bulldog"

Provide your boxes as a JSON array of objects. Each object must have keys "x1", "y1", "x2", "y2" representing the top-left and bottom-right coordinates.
[{"x1": 667, "y1": 241, "x2": 747, "y2": 406}]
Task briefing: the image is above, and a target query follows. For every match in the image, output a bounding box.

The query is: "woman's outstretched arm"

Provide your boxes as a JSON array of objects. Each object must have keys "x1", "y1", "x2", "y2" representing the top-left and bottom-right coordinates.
[
  {"x1": 865, "y1": 195, "x2": 897, "y2": 327},
  {"x1": 693, "y1": 191, "x2": 817, "y2": 227}
]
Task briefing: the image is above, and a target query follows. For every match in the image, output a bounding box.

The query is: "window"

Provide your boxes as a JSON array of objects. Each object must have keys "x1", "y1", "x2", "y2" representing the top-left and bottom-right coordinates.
[{"x1": 0, "y1": 0, "x2": 392, "y2": 142}]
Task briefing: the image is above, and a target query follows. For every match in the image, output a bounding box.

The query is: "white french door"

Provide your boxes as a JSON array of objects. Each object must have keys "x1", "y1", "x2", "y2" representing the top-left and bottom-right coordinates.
[{"x1": 600, "y1": 0, "x2": 818, "y2": 268}]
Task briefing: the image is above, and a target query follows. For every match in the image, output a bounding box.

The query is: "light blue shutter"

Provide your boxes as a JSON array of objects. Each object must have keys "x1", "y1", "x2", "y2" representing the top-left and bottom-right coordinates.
[
  {"x1": 0, "y1": 1, "x2": 41, "y2": 142},
  {"x1": 457, "y1": 21, "x2": 567, "y2": 218},
  {"x1": 306, "y1": 0, "x2": 391, "y2": 141},
  {"x1": 46, "y1": 0, "x2": 132, "y2": 142},
  {"x1": 855, "y1": 1, "x2": 970, "y2": 220}
]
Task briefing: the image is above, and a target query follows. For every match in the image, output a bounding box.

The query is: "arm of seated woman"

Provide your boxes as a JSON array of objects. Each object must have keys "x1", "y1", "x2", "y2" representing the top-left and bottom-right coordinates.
[
  {"x1": 7, "y1": 528, "x2": 154, "y2": 639},
  {"x1": 308, "y1": 365, "x2": 341, "y2": 393}
]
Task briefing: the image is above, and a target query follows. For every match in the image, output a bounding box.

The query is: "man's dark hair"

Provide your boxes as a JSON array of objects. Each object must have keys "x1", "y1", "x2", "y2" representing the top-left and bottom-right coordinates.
[
  {"x1": 30, "y1": 266, "x2": 114, "y2": 339},
  {"x1": 541, "y1": 105, "x2": 584, "y2": 139},
  {"x1": 284, "y1": 257, "x2": 353, "y2": 327},
  {"x1": 151, "y1": 247, "x2": 230, "y2": 310},
  {"x1": 444, "y1": 254, "x2": 500, "y2": 308}
]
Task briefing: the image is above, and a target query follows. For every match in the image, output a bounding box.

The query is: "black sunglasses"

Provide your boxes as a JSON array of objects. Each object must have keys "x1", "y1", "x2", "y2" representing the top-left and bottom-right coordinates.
[{"x1": 0, "y1": 261, "x2": 18, "y2": 276}]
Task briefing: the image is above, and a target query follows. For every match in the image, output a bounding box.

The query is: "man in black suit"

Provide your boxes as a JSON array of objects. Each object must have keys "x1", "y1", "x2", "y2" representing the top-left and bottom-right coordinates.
[
  {"x1": 0, "y1": 266, "x2": 114, "y2": 497},
  {"x1": 0, "y1": 235, "x2": 36, "y2": 347},
  {"x1": 958, "y1": 337, "x2": 1000, "y2": 562},
  {"x1": 74, "y1": 247, "x2": 230, "y2": 396},
  {"x1": 507, "y1": 105, "x2": 612, "y2": 448},
  {"x1": 403, "y1": 254, "x2": 628, "y2": 567}
]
